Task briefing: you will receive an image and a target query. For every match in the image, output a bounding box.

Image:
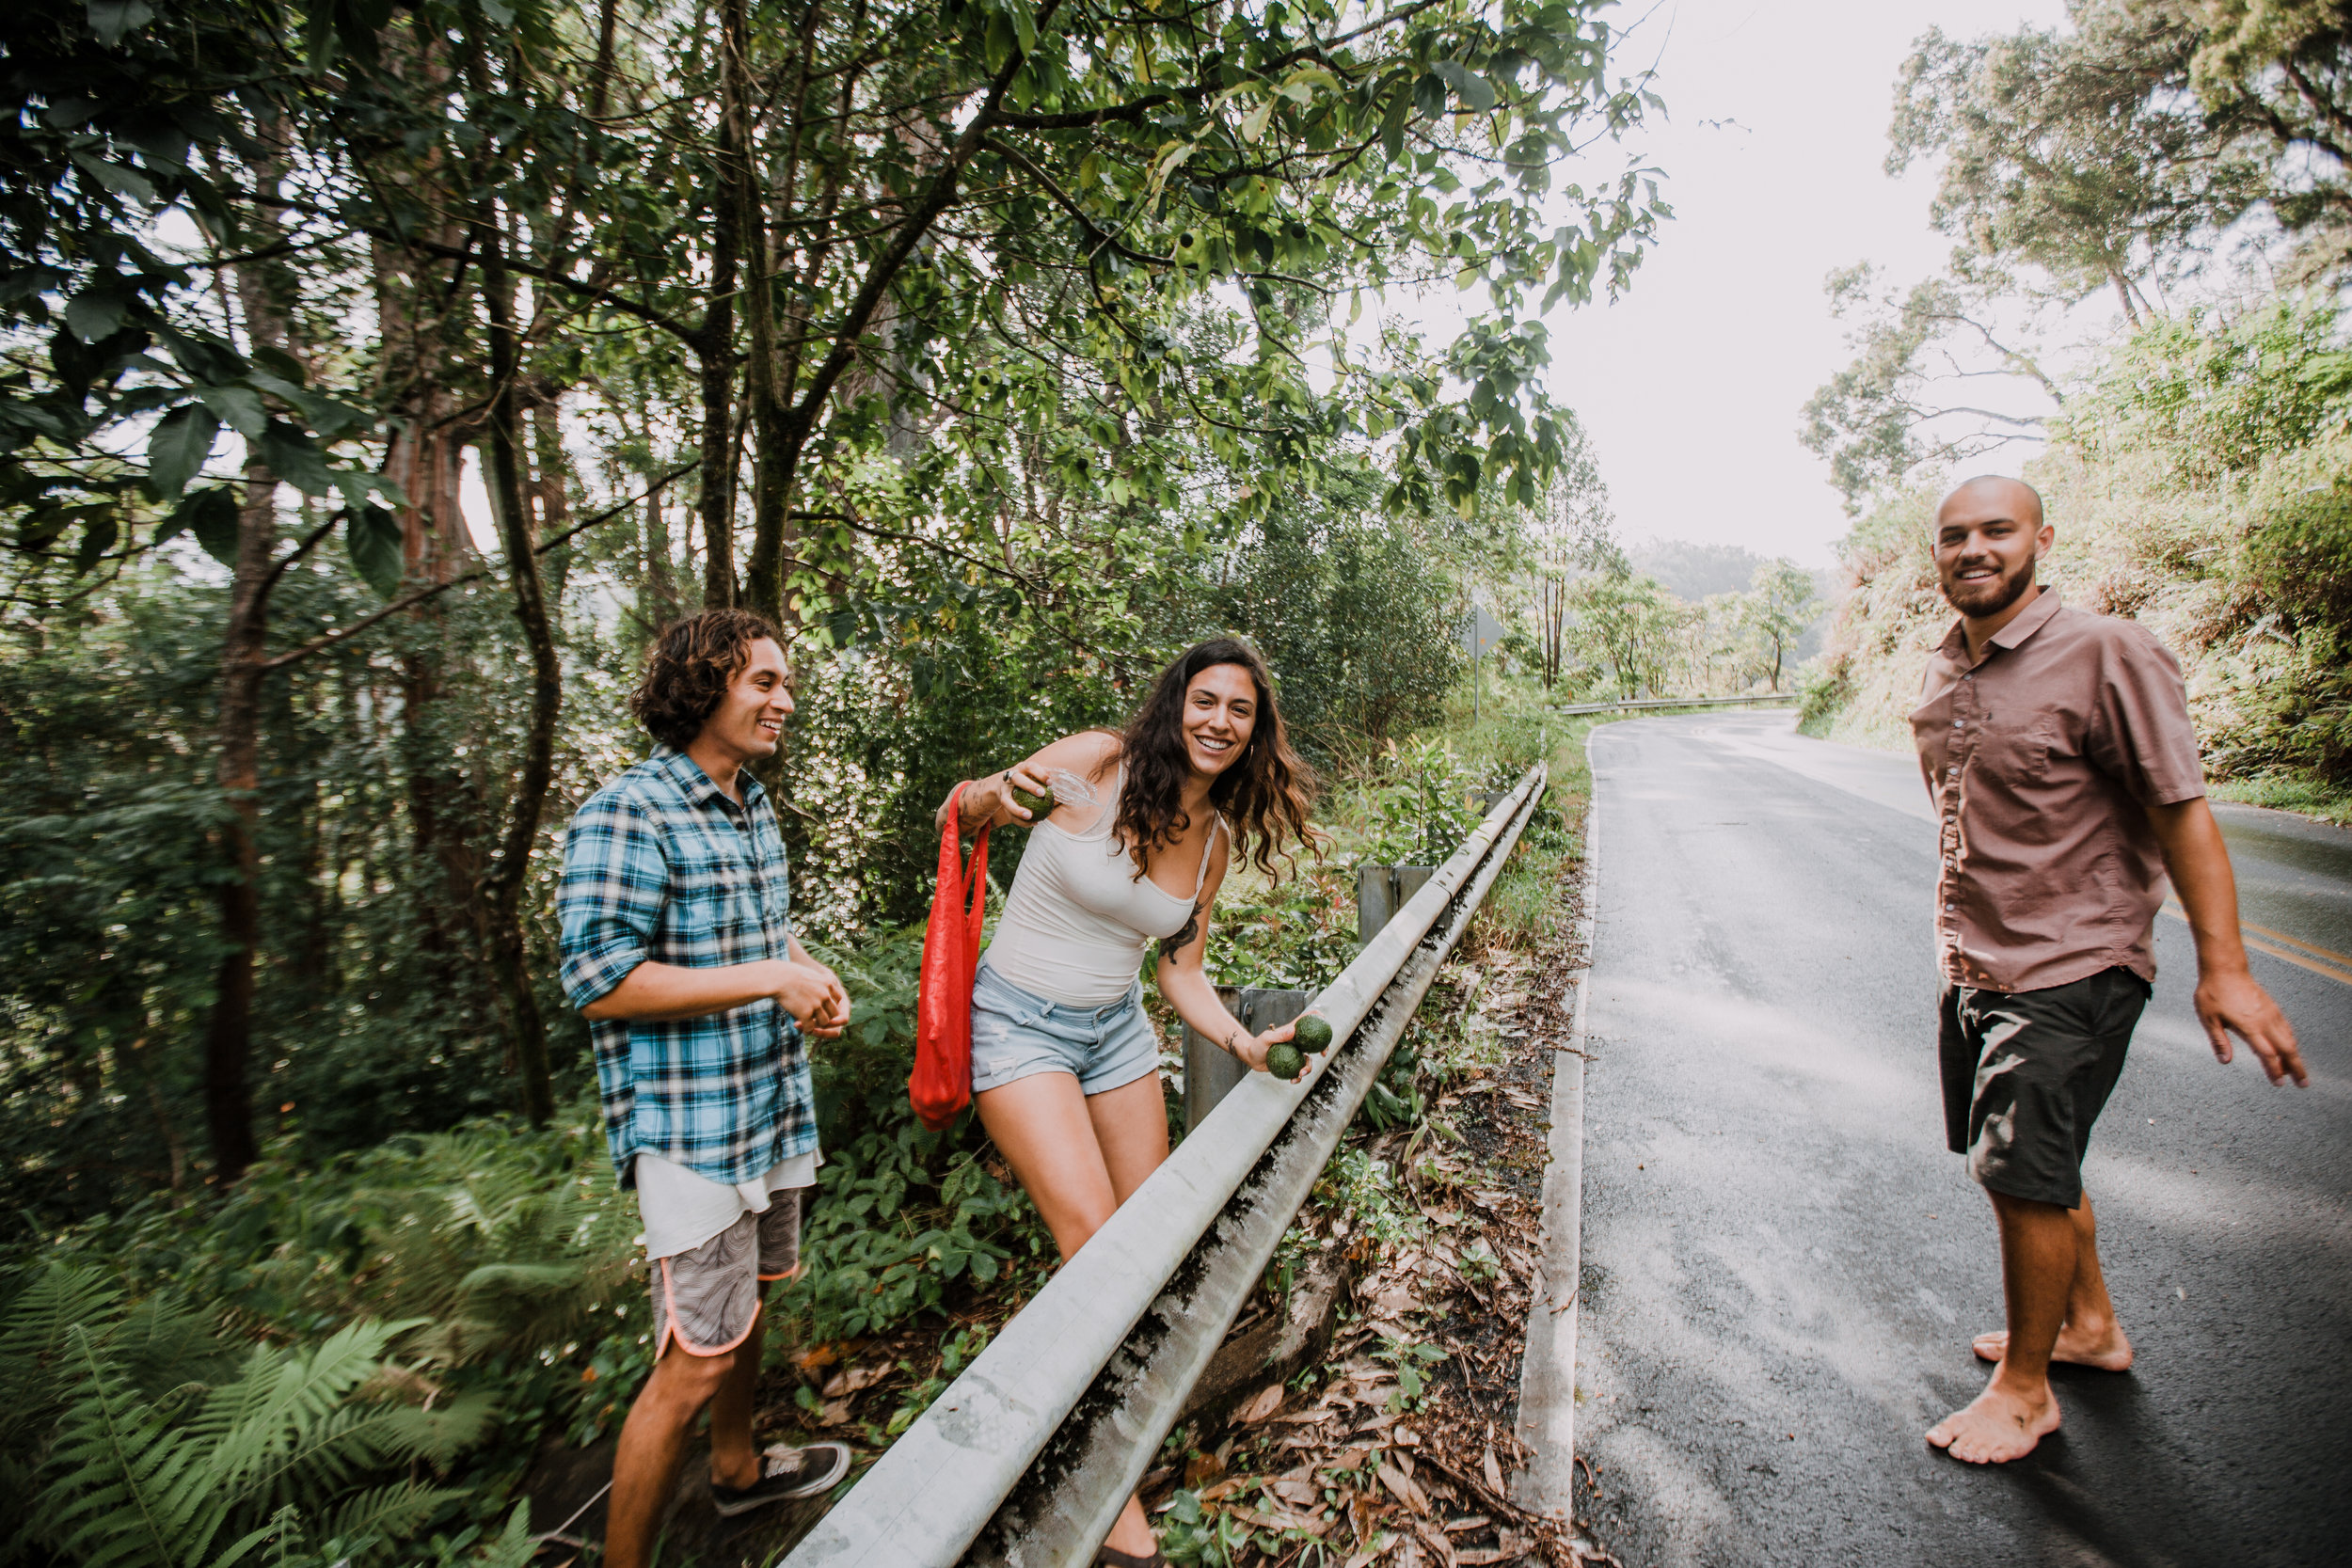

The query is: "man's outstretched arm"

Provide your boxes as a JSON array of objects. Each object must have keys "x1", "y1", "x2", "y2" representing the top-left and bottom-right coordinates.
[{"x1": 2146, "y1": 798, "x2": 2307, "y2": 1086}]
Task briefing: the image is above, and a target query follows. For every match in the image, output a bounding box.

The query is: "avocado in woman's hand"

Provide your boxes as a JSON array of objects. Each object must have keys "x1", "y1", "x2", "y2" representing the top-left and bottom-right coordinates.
[
  {"x1": 1265, "y1": 1040, "x2": 1307, "y2": 1081},
  {"x1": 1010, "y1": 784, "x2": 1056, "y2": 820},
  {"x1": 1292, "y1": 1015, "x2": 1333, "y2": 1054}
]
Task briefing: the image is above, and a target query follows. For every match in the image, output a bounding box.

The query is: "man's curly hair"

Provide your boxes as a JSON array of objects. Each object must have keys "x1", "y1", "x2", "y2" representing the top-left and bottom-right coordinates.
[{"x1": 630, "y1": 609, "x2": 783, "y2": 749}]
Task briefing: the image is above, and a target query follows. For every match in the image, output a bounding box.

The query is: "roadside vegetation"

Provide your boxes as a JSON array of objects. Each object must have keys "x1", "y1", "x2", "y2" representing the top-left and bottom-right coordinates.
[
  {"x1": 2, "y1": 689, "x2": 1620, "y2": 1568},
  {"x1": 1798, "y1": 5, "x2": 2352, "y2": 825}
]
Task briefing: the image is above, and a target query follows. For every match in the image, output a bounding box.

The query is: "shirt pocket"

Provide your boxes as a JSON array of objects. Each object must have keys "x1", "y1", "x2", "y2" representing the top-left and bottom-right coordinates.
[
  {"x1": 659, "y1": 874, "x2": 739, "y2": 962},
  {"x1": 1974, "y1": 713, "x2": 2060, "y2": 829}
]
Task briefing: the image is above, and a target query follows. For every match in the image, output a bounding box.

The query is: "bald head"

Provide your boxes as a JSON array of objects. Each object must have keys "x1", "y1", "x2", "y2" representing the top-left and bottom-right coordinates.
[
  {"x1": 1939, "y1": 475, "x2": 2044, "y2": 531},
  {"x1": 1932, "y1": 475, "x2": 2053, "y2": 626}
]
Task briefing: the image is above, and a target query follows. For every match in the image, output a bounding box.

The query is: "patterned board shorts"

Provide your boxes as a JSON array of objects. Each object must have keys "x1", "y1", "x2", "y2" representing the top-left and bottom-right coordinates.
[
  {"x1": 651, "y1": 1193, "x2": 803, "y2": 1358},
  {"x1": 969, "y1": 962, "x2": 1161, "y2": 1097}
]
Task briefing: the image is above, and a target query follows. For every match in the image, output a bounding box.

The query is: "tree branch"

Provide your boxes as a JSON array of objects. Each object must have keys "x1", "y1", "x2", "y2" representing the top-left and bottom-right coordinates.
[{"x1": 262, "y1": 460, "x2": 700, "y2": 672}]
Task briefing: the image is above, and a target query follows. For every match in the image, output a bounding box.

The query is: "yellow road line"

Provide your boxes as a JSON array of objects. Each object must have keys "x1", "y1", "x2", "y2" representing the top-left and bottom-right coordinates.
[
  {"x1": 2243, "y1": 918, "x2": 2352, "y2": 967},
  {"x1": 2162, "y1": 901, "x2": 2352, "y2": 988}
]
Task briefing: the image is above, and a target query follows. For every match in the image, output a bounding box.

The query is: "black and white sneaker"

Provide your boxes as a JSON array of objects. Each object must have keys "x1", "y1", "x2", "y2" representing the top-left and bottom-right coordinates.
[{"x1": 710, "y1": 1441, "x2": 852, "y2": 1515}]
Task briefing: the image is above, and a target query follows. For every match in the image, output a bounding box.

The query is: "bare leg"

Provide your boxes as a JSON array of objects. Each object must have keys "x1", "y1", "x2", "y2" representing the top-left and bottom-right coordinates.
[
  {"x1": 976, "y1": 1072, "x2": 1118, "y2": 1258},
  {"x1": 1087, "y1": 1073, "x2": 1171, "y2": 1205},
  {"x1": 608, "y1": 1335, "x2": 739, "y2": 1568},
  {"x1": 1972, "y1": 1195, "x2": 2132, "y2": 1370},
  {"x1": 707, "y1": 1292, "x2": 769, "y2": 1489},
  {"x1": 1928, "y1": 1191, "x2": 2072, "y2": 1464},
  {"x1": 978, "y1": 1071, "x2": 1170, "y2": 1556},
  {"x1": 1087, "y1": 1074, "x2": 1171, "y2": 1556}
]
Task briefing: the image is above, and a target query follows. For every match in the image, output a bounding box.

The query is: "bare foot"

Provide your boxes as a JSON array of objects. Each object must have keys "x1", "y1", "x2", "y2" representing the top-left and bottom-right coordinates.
[
  {"x1": 1927, "y1": 1382, "x2": 2061, "y2": 1465},
  {"x1": 1972, "y1": 1322, "x2": 2134, "y2": 1371}
]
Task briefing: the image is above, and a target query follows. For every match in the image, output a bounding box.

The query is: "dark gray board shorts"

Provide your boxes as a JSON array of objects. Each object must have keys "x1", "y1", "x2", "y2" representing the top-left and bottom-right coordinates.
[
  {"x1": 1940, "y1": 965, "x2": 2152, "y2": 1208},
  {"x1": 651, "y1": 1192, "x2": 803, "y2": 1358}
]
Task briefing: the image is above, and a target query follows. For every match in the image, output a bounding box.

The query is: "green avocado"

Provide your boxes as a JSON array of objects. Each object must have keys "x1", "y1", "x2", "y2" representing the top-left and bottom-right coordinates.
[
  {"x1": 1265, "y1": 1041, "x2": 1307, "y2": 1082},
  {"x1": 1010, "y1": 784, "x2": 1056, "y2": 820},
  {"x1": 1292, "y1": 1015, "x2": 1334, "y2": 1054}
]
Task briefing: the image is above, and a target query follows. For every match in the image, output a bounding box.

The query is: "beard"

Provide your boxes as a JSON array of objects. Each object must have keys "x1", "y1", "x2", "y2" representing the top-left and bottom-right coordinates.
[{"x1": 1941, "y1": 552, "x2": 2036, "y2": 618}]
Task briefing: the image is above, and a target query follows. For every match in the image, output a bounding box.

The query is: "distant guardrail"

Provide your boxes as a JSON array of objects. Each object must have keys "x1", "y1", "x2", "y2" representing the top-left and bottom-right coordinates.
[
  {"x1": 1549, "y1": 692, "x2": 1799, "y2": 717},
  {"x1": 785, "y1": 768, "x2": 1548, "y2": 1568}
]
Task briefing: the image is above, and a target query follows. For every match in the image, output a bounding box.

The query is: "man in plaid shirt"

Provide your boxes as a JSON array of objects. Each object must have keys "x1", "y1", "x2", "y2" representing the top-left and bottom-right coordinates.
[{"x1": 558, "y1": 610, "x2": 853, "y2": 1565}]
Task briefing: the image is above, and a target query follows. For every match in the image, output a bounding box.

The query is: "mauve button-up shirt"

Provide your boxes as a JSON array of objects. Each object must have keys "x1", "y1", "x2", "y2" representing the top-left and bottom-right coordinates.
[{"x1": 1912, "y1": 590, "x2": 2206, "y2": 993}]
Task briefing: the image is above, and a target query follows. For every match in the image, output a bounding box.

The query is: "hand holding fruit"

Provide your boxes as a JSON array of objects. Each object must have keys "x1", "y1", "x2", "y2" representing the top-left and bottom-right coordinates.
[
  {"x1": 1246, "y1": 1020, "x2": 1304, "y2": 1081},
  {"x1": 1263, "y1": 1014, "x2": 1333, "y2": 1082},
  {"x1": 936, "y1": 762, "x2": 1057, "y2": 834}
]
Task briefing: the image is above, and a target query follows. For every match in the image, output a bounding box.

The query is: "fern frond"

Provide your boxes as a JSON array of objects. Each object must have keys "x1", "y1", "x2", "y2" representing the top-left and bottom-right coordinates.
[
  {"x1": 198, "y1": 1320, "x2": 421, "y2": 1501},
  {"x1": 0, "y1": 1262, "x2": 125, "y2": 1436},
  {"x1": 316, "y1": 1481, "x2": 469, "y2": 1550},
  {"x1": 40, "y1": 1327, "x2": 229, "y2": 1568},
  {"x1": 469, "y1": 1500, "x2": 536, "y2": 1568},
  {"x1": 453, "y1": 1261, "x2": 586, "y2": 1298},
  {"x1": 369, "y1": 1391, "x2": 500, "y2": 1467},
  {"x1": 215, "y1": 1504, "x2": 307, "y2": 1568},
  {"x1": 110, "y1": 1291, "x2": 233, "y2": 1400}
]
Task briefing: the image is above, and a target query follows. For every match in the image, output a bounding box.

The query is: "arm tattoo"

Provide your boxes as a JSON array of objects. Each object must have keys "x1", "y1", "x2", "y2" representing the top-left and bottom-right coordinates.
[{"x1": 1159, "y1": 899, "x2": 1204, "y2": 960}]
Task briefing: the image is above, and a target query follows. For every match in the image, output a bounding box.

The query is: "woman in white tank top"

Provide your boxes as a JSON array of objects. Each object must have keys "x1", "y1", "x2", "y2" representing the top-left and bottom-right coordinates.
[{"x1": 936, "y1": 638, "x2": 1320, "y2": 1568}]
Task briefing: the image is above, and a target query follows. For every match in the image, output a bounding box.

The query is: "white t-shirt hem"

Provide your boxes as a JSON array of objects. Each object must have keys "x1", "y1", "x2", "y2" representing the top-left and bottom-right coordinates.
[{"x1": 635, "y1": 1148, "x2": 820, "y2": 1260}]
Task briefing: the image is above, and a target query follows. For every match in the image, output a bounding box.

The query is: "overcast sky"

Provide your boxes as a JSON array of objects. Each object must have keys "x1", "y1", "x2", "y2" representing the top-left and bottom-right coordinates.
[{"x1": 1539, "y1": 0, "x2": 2075, "y2": 566}]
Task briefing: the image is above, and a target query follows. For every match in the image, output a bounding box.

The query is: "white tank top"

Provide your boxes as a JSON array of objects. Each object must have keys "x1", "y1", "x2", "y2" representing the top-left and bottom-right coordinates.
[{"x1": 981, "y1": 765, "x2": 1225, "y2": 1006}]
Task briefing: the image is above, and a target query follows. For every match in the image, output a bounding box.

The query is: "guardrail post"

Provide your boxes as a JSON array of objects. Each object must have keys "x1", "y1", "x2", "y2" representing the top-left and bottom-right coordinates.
[
  {"x1": 1356, "y1": 863, "x2": 1436, "y2": 950},
  {"x1": 1184, "y1": 986, "x2": 1311, "y2": 1132}
]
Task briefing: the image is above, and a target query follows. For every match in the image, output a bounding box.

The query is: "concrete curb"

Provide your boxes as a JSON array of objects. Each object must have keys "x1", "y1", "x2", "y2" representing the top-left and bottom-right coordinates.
[{"x1": 1513, "y1": 737, "x2": 1602, "y2": 1519}]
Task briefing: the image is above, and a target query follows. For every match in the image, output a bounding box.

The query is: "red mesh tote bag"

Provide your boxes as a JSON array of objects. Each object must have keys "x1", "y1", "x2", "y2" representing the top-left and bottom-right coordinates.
[{"x1": 910, "y1": 783, "x2": 991, "y2": 1131}]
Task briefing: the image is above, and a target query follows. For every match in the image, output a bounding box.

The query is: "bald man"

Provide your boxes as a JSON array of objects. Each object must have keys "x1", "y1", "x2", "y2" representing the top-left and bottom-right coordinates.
[{"x1": 1914, "y1": 476, "x2": 2305, "y2": 1465}]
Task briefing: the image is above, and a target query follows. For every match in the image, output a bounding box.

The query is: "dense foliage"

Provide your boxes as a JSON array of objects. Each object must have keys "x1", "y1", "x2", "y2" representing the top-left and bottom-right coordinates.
[
  {"x1": 2, "y1": 0, "x2": 1665, "y2": 1208},
  {"x1": 1799, "y1": 3, "x2": 2352, "y2": 820}
]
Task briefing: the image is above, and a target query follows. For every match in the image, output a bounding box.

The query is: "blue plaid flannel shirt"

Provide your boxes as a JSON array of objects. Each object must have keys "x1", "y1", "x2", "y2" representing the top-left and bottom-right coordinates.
[{"x1": 557, "y1": 744, "x2": 815, "y2": 1187}]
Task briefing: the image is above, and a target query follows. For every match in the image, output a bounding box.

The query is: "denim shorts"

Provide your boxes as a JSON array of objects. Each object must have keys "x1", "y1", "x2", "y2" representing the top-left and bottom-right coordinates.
[{"x1": 970, "y1": 962, "x2": 1162, "y2": 1096}]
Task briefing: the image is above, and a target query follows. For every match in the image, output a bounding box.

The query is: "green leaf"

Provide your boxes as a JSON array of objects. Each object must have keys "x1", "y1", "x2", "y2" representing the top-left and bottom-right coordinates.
[
  {"x1": 258, "y1": 422, "x2": 336, "y2": 496},
  {"x1": 196, "y1": 384, "x2": 267, "y2": 438},
  {"x1": 146, "y1": 404, "x2": 220, "y2": 498},
  {"x1": 63, "y1": 284, "x2": 130, "y2": 343},
  {"x1": 346, "y1": 503, "x2": 404, "y2": 596},
  {"x1": 68, "y1": 150, "x2": 157, "y2": 205},
  {"x1": 86, "y1": 0, "x2": 155, "y2": 45},
  {"x1": 1431, "y1": 61, "x2": 1498, "y2": 114},
  {"x1": 72, "y1": 514, "x2": 117, "y2": 573},
  {"x1": 162, "y1": 485, "x2": 241, "y2": 564},
  {"x1": 249, "y1": 344, "x2": 308, "y2": 386}
]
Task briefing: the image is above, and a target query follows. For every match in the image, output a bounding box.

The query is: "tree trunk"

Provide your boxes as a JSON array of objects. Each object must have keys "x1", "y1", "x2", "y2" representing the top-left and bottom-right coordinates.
[
  {"x1": 476, "y1": 214, "x2": 560, "y2": 1126},
  {"x1": 200, "y1": 145, "x2": 305, "y2": 1182},
  {"x1": 695, "y1": 8, "x2": 745, "y2": 611}
]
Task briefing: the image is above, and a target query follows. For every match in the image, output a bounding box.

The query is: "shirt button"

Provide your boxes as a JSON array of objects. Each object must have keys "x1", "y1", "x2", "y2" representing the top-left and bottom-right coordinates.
[{"x1": 1952, "y1": 720, "x2": 1963, "y2": 728}]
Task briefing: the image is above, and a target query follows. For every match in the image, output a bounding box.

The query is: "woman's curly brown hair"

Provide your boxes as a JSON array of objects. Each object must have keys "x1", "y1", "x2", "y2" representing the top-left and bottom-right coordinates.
[
  {"x1": 1113, "y1": 638, "x2": 1322, "y2": 882},
  {"x1": 630, "y1": 609, "x2": 783, "y2": 749}
]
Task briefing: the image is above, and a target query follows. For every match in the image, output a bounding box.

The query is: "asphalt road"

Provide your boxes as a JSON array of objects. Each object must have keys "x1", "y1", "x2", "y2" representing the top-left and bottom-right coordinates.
[{"x1": 1567, "y1": 711, "x2": 2352, "y2": 1568}]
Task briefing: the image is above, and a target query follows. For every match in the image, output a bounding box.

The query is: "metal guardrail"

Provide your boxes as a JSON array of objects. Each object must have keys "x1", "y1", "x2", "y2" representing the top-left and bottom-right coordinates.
[
  {"x1": 786, "y1": 764, "x2": 1549, "y2": 1568},
  {"x1": 1549, "y1": 692, "x2": 1798, "y2": 717}
]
